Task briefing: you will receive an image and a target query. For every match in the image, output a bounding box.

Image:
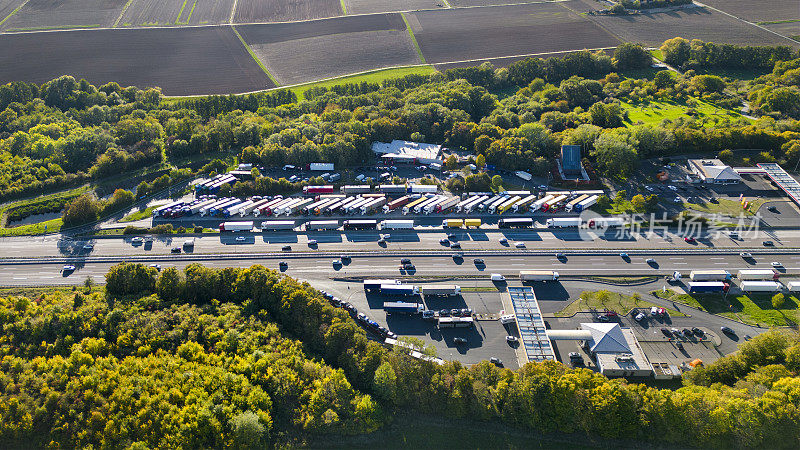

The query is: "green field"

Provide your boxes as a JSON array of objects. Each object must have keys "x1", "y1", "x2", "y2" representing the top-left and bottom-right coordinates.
[
  {"x1": 290, "y1": 65, "x2": 436, "y2": 100},
  {"x1": 683, "y1": 197, "x2": 765, "y2": 217},
  {"x1": 653, "y1": 289, "x2": 799, "y2": 327},
  {"x1": 621, "y1": 98, "x2": 747, "y2": 127},
  {"x1": 556, "y1": 290, "x2": 685, "y2": 317},
  {"x1": 120, "y1": 206, "x2": 155, "y2": 223}
]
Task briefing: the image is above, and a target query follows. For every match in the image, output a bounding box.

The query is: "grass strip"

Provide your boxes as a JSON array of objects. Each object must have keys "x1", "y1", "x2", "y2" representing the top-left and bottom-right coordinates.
[
  {"x1": 756, "y1": 19, "x2": 800, "y2": 25},
  {"x1": 401, "y1": 13, "x2": 426, "y2": 64},
  {"x1": 114, "y1": 0, "x2": 134, "y2": 27},
  {"x1": 184, "y1": 0, "x2": 197, "y2": 23},
  {"x1": 176, "y1": 0, "x2": 189, "y2": 24},
  {"x1": 340, "y1": 0, "x2": 347, "y2": 14},
  {"x1": 289, "y1": 65, "x2": 435, "y2": 100},
  {"x1": 120, "y1": 206, "x2": 155, "y2": 223},
  {"x1": 231, "y1": 25, "x2": 279, "y2": 86},
  {"x1": 441, "y1": 0, "x2": 452, "y2": 7}
]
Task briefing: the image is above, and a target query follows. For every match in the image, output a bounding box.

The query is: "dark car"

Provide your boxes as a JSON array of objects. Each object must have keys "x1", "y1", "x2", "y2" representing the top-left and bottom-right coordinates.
[
  {"x1": 279, "y1": 261, "x2": 288, "y2": 267},
  {"x1": 721, "y1": 326, "x2": 735, "y2": 335},
  {"x1": 447, "y1": 233, "x2": 457, "y2": 240},
  {"x1": 341, "y1": 255, "x2": 351, "y2": 262},
  {"x1": 401, "y1": 263, "x2": 415, "y2": 270},
  {"x1": 453, "y1": 337, "x2": 467, "y2": 345},
  {"x1": 676, "y1": 342, "x2": 684, "y2": 350},
  {"x1": 661, "y1": 328, "x2": 672, "y2": 338},
  {"x1": 439, "y1": 309, "x2": 450, "y2": 317},
  {"x1": 692, "y1": 327, "x2": 704, "y2": 337},
  {"x1": 170, "y1": 247, "x2": 181, "y2": 253},
  {"x1": 450, "y1": 242, "x2": 461, "y2": 249},
  {"x1": 450, "y1": 309, "x2": 460, "y2": 317},
  {"x1": 460, "y1": 308, "x2": 473, "y2": 317},
  {"x1": 281, "y1": 245, "x2": 292, "y2": 251},
  {"x1": 763, "y1": 240, "x2": 775, "y2": 246},
  {"x1": 489, "y1": 357, "x2": 503, "y2": 367},
  {"x1": 400, "y1": 258, "x2": 412, "y2": 265},
  {"x1": 473, "y1": 258, "x2": 484, "y2": 265}
]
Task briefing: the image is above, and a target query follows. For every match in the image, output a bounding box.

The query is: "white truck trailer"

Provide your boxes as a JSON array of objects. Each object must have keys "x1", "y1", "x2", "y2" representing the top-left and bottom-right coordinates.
[
  {"x1": 546, "y1": 217, "x2": 582, "y2": 228},
  {"x1": 740, "y1": 281, "x2": 782, "y2": 292},
  {"x1": 520, "y1": 270, "x2": 559, "y2": 281},
  {"x1": 421, "y1": 285, "x2": 461, "y2": 296},
  {"x1": 380, "y1": 220, "x2": 414, "y2": 230},
  {"x1": 530, "y1": 195, "x2": 555, "y2": 212},
  {"x1": 306, "y1": 220, "x2": 340, "y2": 230},
  {"x1": 737, "y1": 269, "x2": 779, "y2": 280},
  {"x1": 260, "y1": 220, "x2": 296, "y2": 231},
  {"x1": 219, "y1": 221, "x2": 253, "y2": 232},
  {"x1": 689, "y1": 270, "x2": 732, "y2": 281}
]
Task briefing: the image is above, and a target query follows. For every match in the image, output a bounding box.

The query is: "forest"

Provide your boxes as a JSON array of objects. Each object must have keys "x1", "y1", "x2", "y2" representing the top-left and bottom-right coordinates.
[
  {"x1": 0, "y1": 263, "x2": 797, "y2": 447},
  {"x1": 0, "y1": 39, "x2": 798, "y2": 206}
]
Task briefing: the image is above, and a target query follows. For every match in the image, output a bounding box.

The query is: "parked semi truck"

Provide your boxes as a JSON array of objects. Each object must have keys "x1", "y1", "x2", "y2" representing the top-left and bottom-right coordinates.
[
  {"x1": 364, "y1": 279, "x2": 399, "y2": 292},
  {"x1": 421, "y1": 285, "x2": 461, "y2": 296},
  {"x1": 379, "y1": 185, "x2": 407, "y2": 195},
  {"x1": 343, "y1": 220, "x2": 378, "y2": 230},
  {"x1": 586, "y1": 217, "x2": 624, "y2": 229},
  {"x1": 380, "y1": 284, "x2": 419, "y2": 296},
  {"x1": 219, "y1": 221, "x2": 253, "y2": 232},
  {"x1": 341, "y1": 185, "x2": 371, "y2": 195},
  {"x1": 737, "y1": 269, "x2": 779, "y2": 280},
  {"x1": 787, "y1": 281, "x2": 800, "y2": 292},
  {"x1": 435, "y1": 196, "x2": 459, "y2": 213},
  {"x1": 564, "y1": 194, "x2": 589, "y2": 213},
  {"x1": 383, "y1": 196, "x2": 410, "y2": 212},
  {"x1": 512, "y1": 195, "x2": 538, "y2": 212},
  {"x1": 530, "y1": 195, "x2": 554, "y2": 212},
  {"x1": 380, "y1": 220, "x2": 414, "y2": 230},
  {"x1": 260, "y1": 221, "x2": 295, "y2": 231},
  {"x1": 306, "y1": 220, "x2": 339, "y2": 230},
  {"x1": 402, "y1": 196, "x2": 429, "y2": 214},
  {"x1": 464, "y1": 218, "x2": 481, "y2": 228},
  {"x1": 409, "y1": 184, "x2": 438, "y2": 194},
  {"x1": 443, "y1": 219, "x2": 463, "y2": 228},
  {"x1": 740, "y1": 281, "x2": 782, "y2": 292},
  {"x1": 383, "y1": 302, "x2": 424, "y2": 314},
  {"x1": 546, "y1": 218, "x2": 582, "y2": 228},
  {"x1": 498, "y1": 218, "x2": 533, "y2": 228},
  {"x1": 303, "y1": 185, "x2": 334, "y2": 195},
  {"x1": 688, "y1": 281, "x2": 730, "y2": 293},
  {"x1": 520, "y1": 270, "x2": 559, "y2": 281},
  {"x1": 573, "y1": 195, "x2": 599, "y2": 213},
  {"x1": 689, "y1": 270, "x2": 732, "y2": 281}
]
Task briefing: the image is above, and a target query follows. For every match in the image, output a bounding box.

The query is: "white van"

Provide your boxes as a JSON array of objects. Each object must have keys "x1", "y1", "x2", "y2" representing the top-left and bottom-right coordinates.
[{"x1": 491, "y1": 274, "x2": 505, "y2": 282}]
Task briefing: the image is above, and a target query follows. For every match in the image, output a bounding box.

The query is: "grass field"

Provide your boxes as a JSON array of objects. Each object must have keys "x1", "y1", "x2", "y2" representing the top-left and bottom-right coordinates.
[
  {"x1": 0, "y1": 217, "x2": 62, "y2": 236},
  {"x1": 120, "y1": 206, "x2": 155, "y2": 222},
  {"x1": 683, "y1": 197, "x2": 765, "y2": 217},
  {"x1": 622, "y1": 98, "x2": 747, "y2": 127},
  {"x1": 556, "y1": 290, "x2": 685, "y2": 317},
  {"x1": 290, "y1": 65, "x2": 435, "y2": 99},
  {"x1": 653, "y1": 289, "x2": 799, "y2": 327}
]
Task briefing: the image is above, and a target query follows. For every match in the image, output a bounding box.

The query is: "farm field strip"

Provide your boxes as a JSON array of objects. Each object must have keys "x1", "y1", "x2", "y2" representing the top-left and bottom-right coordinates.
[
  {"x1": 233, "y1": 0, "x2": 342, "y2": 24},
  {"x1": 118, "y1": 0, "x2": 185, "y2": 27},
  {"x1": 341, "y1": 0, "x2": 442, "y2": 16},
  {"x1": 695, "y1": 0, "x2": 800, "y2": 23},
  {"x1": 0, "y1": 26, "x2": 273, "y2": 95},
  {"x1": 0, "y1": 0, "x2": 128, "y2": 32},
  {"x1": 0, "y1": 0, "x2": 27, "y2": 27}
]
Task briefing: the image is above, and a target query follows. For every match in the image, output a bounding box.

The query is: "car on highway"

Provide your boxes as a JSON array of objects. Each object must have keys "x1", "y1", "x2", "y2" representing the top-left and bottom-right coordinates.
[
  {"x1": 453, "y1": 337, "x2": 467, "y2": 345},
  {"x1": 473, "y1": 258, "x2": 484, "y2": 265},
  {"x1": 381, "y1": 233, "x2": 391, "y2": 240},
  {"x1": 661, "y1": 328, "x2": 672, "y2": 337},
  {"x1": 439, "y1": 238, "x2": 449, "y2": 245},
  {"x1": 684, "y1": 236, "x2": 696, "y2": 243},
  {"x1": 341, "y1": 255, "x2": 351, "y2": 262},
  {"x1": 235, "y1": 236, "x2": 247, "y2": 242},
  {"x1": 515, "y1": 242, "x2": 526, "y2": 248},
  {"x1": 506, "y1": 336, "x2": 518, "y2": 344},
  {"x1": 740, "y1": 252, "x2": 752, "y2": 259},
  {"x1": 333, "y1": 259, "x2": 342, "y2": 266},
  {"x1": 401, "y1": 263, "x2": 415, "y2": 270},
  {"x1": 62, "y1": 264, "x2": 76, "y2": 272},
  {"x1": 131, "y1": 237, "x2": 144, "y2": 244},
  {"x1": 149, "y1": 264, "x2": 161, "y2": 271},
  {"x1": 491, "y1": 273, "x2": 505, "y2": 281},
  {"x1": 171, "y1": 247, "x2": 181, "y2": 253},
  {"x1": 307, "y1": 239, "x2": 317, "y2": 246},
  {"x1": 400, "y1": 258, "x2": 412, "y2": 265},
  {"x1": 619, "y1": 252, "x2": 628, "y2": 260},
  {"x1": 771, "y1": 261, "x2": 783, "y2": 267},
  {"x1": 763, "y1": 240, "x2": 774, "y2": 246},
  {"x1": 555, "y1": 253, "x2": 566, "y2": 260},
  {"x1": 489, "y1": 357, "x2": 503, "y2": 367},
  {"x1": 279, "y1": 261, "x2": 288, "y2": 268},
  {"x1": 646, "y1": 258, "x2": 656, "y2": 264},
  {"x1": 450, "y1": 242, "x2": 461, "y2": 249},
  {"x1": 82, "y1": 243, "x2": 94, "y2": 251},
  {"x1": 281, "y1": 245, "x2": 292, "y2": 251},
  {"x1": 499, "y1": 237, "x2": 508, "y2": 244}
]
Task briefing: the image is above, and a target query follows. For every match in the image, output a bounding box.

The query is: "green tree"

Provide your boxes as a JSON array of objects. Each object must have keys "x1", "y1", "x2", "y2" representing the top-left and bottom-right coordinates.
[
  {"x1": 63, "y1": 193, "x2": 102, "y2": 227},
  {"x1": 476, "y1": 154, "x2": 486, "y2": 169},
  {"x1": 614, "y1": 43, "x2": 652, "y2": 70},
  {"x1": 105, "y1": 262, "x2": 158, "y2": 296},
  {"x1": 771, "y1": 293, "x2": 786, "y2": 309},
  {"x1": 156, "y1": 267, "x2": 185, "y2": 302},
  {"x1": 631, "y1": 194, "x2": 646, "y2": 212},
  {"x1": 444, "y1": 154, "x2": 458, "y2": 170},
  {"x1": 229, "y1": 411, "x2": 266, "y2": 449},
  {"x1": 591, "y1": 130, "x2": 639, "y2": 179},
  {"x1": 372, "y1": 361, "x2": 398, "y2": 403},
  {"x1": 491, "y1": 174, "x2": 503, "y2": 189},
  {"x1": 660, "y1": 37, "x2": 691, "y2": 67},
  {"x1": 691, "y1": 75, "x2": 726, "y2": 93},
  {"x1": 718, "y1": 149, "x2": 734, "y2": 164}
]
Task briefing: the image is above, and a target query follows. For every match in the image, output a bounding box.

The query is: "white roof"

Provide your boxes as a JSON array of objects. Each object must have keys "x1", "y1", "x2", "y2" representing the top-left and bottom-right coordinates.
[
  {"x1": 582, "y1": 322, "x2": 631, "y2": 353},
  {"x1": 372, "y1": 140, "x2": 442, "y2": 162},
  {"x1": 690, "y1": 159, "x2": 742, "y2": 181}
]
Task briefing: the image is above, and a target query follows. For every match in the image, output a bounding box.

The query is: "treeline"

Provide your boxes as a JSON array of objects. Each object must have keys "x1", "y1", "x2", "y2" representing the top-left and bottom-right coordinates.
[
  {"x1": 61, "y1": 189, "x2": 135, "y2": 227},
  {"x1": 90, "y1": 263, "x2": 800, "y2": 448},
  {"x1": 167, "y1": 89, "x2": 297, "y2": 118}
]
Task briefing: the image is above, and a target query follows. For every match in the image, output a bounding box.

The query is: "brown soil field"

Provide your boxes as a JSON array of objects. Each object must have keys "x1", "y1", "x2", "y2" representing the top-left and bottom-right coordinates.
[
  {"x1": 0, "y1": 0, "x2": 127, "y2": 31},
  {"x1": 407, "y1": 2, "x2": 620, "y2": 64},
  {"x1": 448, "y1": 0, "x2": 555, "y2": 6},
  {"x1": 0, "y1": 0, "x2": 26, "y2": 23},
  {"x1": 188, "y1": 0, "x2": 235, "y2": 25},
  {"x1": 763, "y1": 22, "x2": 800, "y2": 40},
  {"x1": 586, "y1": 6, "x2": 799, "y2": 47},
  {"x1": 342, "y1": 0, "x2": 442, "y2": 15},
  {"x1": 0, "y1": 26, "x2": 273, "y2": 95},
  {"x1": 697, "y1": 0, "x2": 800, "y2": 23},
  {"x1": 118, "y1": 0, "x2": 184, "y2": 26},
  {"x1": 233, "y1": 0, "x2": 342, "y2": 23},
  {"x1": 237, "y1": 12, "x2": 405, "y2": 43}
]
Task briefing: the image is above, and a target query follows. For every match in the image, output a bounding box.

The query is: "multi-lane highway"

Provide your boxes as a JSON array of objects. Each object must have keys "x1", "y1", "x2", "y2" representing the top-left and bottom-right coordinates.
[
  {"x1": 2, "y1": 226, "x2": 800, "y2": 260},
  {"x1": 3, "y1": 251, "x2": 798, "y2": 286}
]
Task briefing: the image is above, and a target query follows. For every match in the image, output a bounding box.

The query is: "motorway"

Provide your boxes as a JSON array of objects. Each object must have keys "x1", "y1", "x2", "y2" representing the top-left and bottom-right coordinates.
[
  {"x1": 3, "y1": 251, "x2": 798, "y2": 286},
  {"x1": 3, "y1": 226, "x2": 800, "y2": 260}
]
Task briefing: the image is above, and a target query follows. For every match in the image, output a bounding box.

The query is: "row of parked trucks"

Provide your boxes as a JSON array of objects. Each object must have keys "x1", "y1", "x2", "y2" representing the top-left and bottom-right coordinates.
[
  {"x1": 685, "y1": 269, "x2": 798, "y2": 293},
  {"x1": 363, "y1": 280, "x2": 474, "y2": 328}
]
